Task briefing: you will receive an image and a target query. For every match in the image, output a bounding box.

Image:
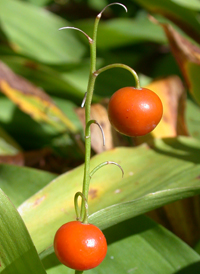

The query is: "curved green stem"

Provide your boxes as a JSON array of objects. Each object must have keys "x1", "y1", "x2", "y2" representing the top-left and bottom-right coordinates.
[{"x1": 95, "y1": 63, "x2": 141, "y2": 89}]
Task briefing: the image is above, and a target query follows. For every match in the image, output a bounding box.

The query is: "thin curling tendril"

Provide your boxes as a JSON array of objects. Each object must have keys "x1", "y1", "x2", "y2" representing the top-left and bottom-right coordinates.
[
  {"x1": 90, "y1": 161, "x2": 124, "y2": 179},
  {"x1": 97, "y1": 2, "x2": 128, "y2": 18},
  {"x1": 86, "y1": 120, "x2": 105, "y2": 146},
  {"x1": 59, "y1": 26, "x2": 92, "y2": 43}
]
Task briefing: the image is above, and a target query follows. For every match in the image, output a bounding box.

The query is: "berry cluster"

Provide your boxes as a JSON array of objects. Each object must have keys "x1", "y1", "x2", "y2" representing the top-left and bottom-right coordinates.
[{"x1": 54, "y1": 3, "x2": 163, "y2": 273}]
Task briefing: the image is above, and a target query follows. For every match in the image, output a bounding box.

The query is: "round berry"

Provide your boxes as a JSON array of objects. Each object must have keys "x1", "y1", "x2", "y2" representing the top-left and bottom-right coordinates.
[
  {"x1": 54, "y1": 221, "x2": 107, "y2": 271},
  {"x1": 108, "y1": 87, "x2": 163, "y2": 136}
]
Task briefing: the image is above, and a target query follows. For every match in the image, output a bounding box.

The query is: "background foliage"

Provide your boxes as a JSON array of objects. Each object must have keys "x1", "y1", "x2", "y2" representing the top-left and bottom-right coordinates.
[{"x1": 0, "y1": 0, "x2": 200, "y2": 273}]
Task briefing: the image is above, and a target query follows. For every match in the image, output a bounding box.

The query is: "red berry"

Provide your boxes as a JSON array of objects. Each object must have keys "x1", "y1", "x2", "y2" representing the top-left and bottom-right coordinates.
[
  {"x1": 108, "y1": 87, "x2": 163, "y2": 136},
  {"x1": 54, "y1": 221, "x2": 107, "y2": 271}
]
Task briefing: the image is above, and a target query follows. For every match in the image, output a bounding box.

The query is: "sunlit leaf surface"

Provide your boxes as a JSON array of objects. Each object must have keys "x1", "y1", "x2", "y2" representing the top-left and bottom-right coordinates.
[{"x1": 7, "y1": 136, "x2": 199, "y2": 255}]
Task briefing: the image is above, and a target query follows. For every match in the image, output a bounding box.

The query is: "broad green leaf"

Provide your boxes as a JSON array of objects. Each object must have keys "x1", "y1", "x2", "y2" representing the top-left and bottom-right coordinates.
[
  {"x1": 171, "y1": 0, "x2": 200, "y2": 10},
  {"x1": 0, "y1": 0, "x2": 85, "y2": 64},
  {"x1": 76, "y1": 15, "x2": 166, "y2": 50},
  {"x1": 88, "y1": 0, "x2": 107, "y2": 10},
  {"x1": 0, "y1": 188, "x2": 46, "y2": 273},
  {"x1": 0, "y1": 164, "x2": 57, "y2": 207},
  {"x1": 132, "y1": 0, "x2": 200, "y2": 43},
  {"x1": 89, "y1": 187, "x2": 200, "y2": 230},
  {"x1": 186, "y1": 98, "x2": 200, "y2": 140},
  {"x1": 0, "y1": 97, "x2": 83, "y2": 157},
  {"x1": 185, "y1": 63, "x2": 200, "y2": 106},
  {"x1": 43, "y1": 216, "x2": 200, "y2": 274},
  {"x1": 195, "y1": 240, "x2": 200, "y2": 255},
  {"x1": 0, "y1": 126, "x2": 21, "y2": 155},
  {"x1": 17, "y1": 136, "x2": 200, "y2": 254},
  {"x1": 25, "y1": 0, "x2": 51, "y2": 7},
  {"x1": 0, "y1": 97, "x2": 59, "y2": 150}
]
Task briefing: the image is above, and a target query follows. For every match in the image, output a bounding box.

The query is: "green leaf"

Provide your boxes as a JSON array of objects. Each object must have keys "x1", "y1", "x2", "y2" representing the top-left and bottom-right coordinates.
[
  {"x1": 89, "y1": 187, "x2": 200, "y2": 230},
  {"x1": 185, "y1": 62, "x2": 200, "y2": 106},
  {"x1": 87, "y1": 0, "x2": 107, "y2": 11},
  {"x1": 0, "y1": 188, "x2": 46, "y2": 273},
  {"x1": 0, "y1": 97, "x2": 58, "y2": 150},
  {"x1": 76, "y1": 15, "x2": 166, "y2": 50},
  {"x1": 0, "y1": 164, "x2": 57, "y2": 207},
  {"x1": 16, "y1": 136, "x2": 200, "y2": 254},
  {"x1": 0, "y1": 126, "x2": 21, "y2": 155},
  {"x1": 186, "y1": 98, "x2": 200, "y2": 140},
  {"x1": 0, "y1": 96, "x2": 82, "y2": 154},
  {"x1": 195, "y1": 239, "x2": 200, "y2": 255},
  {"x1": 171, "y1": 0, "x2": 200, "y2": 10},
  {"x1": 25, "y1": 0, "x2": 52, "y2": 7},
  {"x1": 44, "y1": 216, "x2": 200, "y2": 274},
  {"x1": 94, "y1": 216, "x2": 200, "y2": 274},
  {"x1": 0, "y1": 0, "x2": 85, "y2": 64},
  {"x1": 132, "y1": 0, "x2": 200, "y2": 43}
]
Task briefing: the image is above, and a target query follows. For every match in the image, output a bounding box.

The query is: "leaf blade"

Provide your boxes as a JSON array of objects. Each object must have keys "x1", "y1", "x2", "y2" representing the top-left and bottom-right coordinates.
[{"x1": 0, "y1": 188, "x2": 46, "y2": 273}]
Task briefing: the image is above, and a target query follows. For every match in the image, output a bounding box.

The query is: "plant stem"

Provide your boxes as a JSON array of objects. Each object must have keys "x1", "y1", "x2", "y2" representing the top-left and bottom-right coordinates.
[
  {"x1": 80, "y1": 3, "x2": 136, "y2": 222},
  {"x1": 81, "y1": 13, "x2": 100, "y2": 221},
  {"x1": 75, "y1": 270, "x2": 83, "y2": 274}
]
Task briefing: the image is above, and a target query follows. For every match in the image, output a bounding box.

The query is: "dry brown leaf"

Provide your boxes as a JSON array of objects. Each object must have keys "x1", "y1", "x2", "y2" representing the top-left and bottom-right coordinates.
[
  {"x1": 147, "y1": 196, "x2": 200, "y2": 246},
  {"x1": 150, "y1": 15, "x2": 200, "y2": 105},
  {"x1": 76, "y1": 104, "x2": 113, "y2": 153}
]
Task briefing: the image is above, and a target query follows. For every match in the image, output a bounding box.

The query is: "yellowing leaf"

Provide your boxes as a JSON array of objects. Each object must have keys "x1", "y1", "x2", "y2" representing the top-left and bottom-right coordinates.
[
  {"x1": 134, "y1": 76, "x2": 189, "y2": 144},
  {"x1": 0, "y1": 62, "x2": 77, "y2": 133},
  {"x1": 146, "y1": 76, "x2": 188, "y2": 138}
]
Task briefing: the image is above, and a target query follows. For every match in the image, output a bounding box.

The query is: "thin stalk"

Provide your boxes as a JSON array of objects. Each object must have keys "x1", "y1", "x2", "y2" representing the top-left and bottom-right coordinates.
[
  {"x1": 75, "y1": 271, "x2": 83, "y2": 274},
  {"x1": 80, "y1": 6, "x2": 132, "y2": 219},
  {"x1": 81, "y1": 13, "x2": 101, "y2": 219},
  {"x1": 95, "y1": 63, "x2": 141, "y2": 89}
]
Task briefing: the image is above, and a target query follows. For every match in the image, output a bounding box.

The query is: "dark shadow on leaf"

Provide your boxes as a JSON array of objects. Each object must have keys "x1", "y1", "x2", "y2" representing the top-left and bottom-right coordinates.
[
  {"x1": 173, "y1": 261, "x2": 200, "y2": 274},
  {"x1": 103, "y1": 215, "x2": 157, "y2": 245},
  {"x1": 150, "y1": 137, "x2": 200, "y2": 164},
  {"x1": 41, "y1": 251, "x2": 61, "y2": 270}
]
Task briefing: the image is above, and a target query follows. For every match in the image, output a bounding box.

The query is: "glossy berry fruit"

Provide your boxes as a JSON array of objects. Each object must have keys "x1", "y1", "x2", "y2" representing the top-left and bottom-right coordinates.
[
  {"x1": 54, "y1": 221, "x2": 107, "y2": 271},
  {"x1": 108, "y1": 87, "x2": 163, "y2": 136}
]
